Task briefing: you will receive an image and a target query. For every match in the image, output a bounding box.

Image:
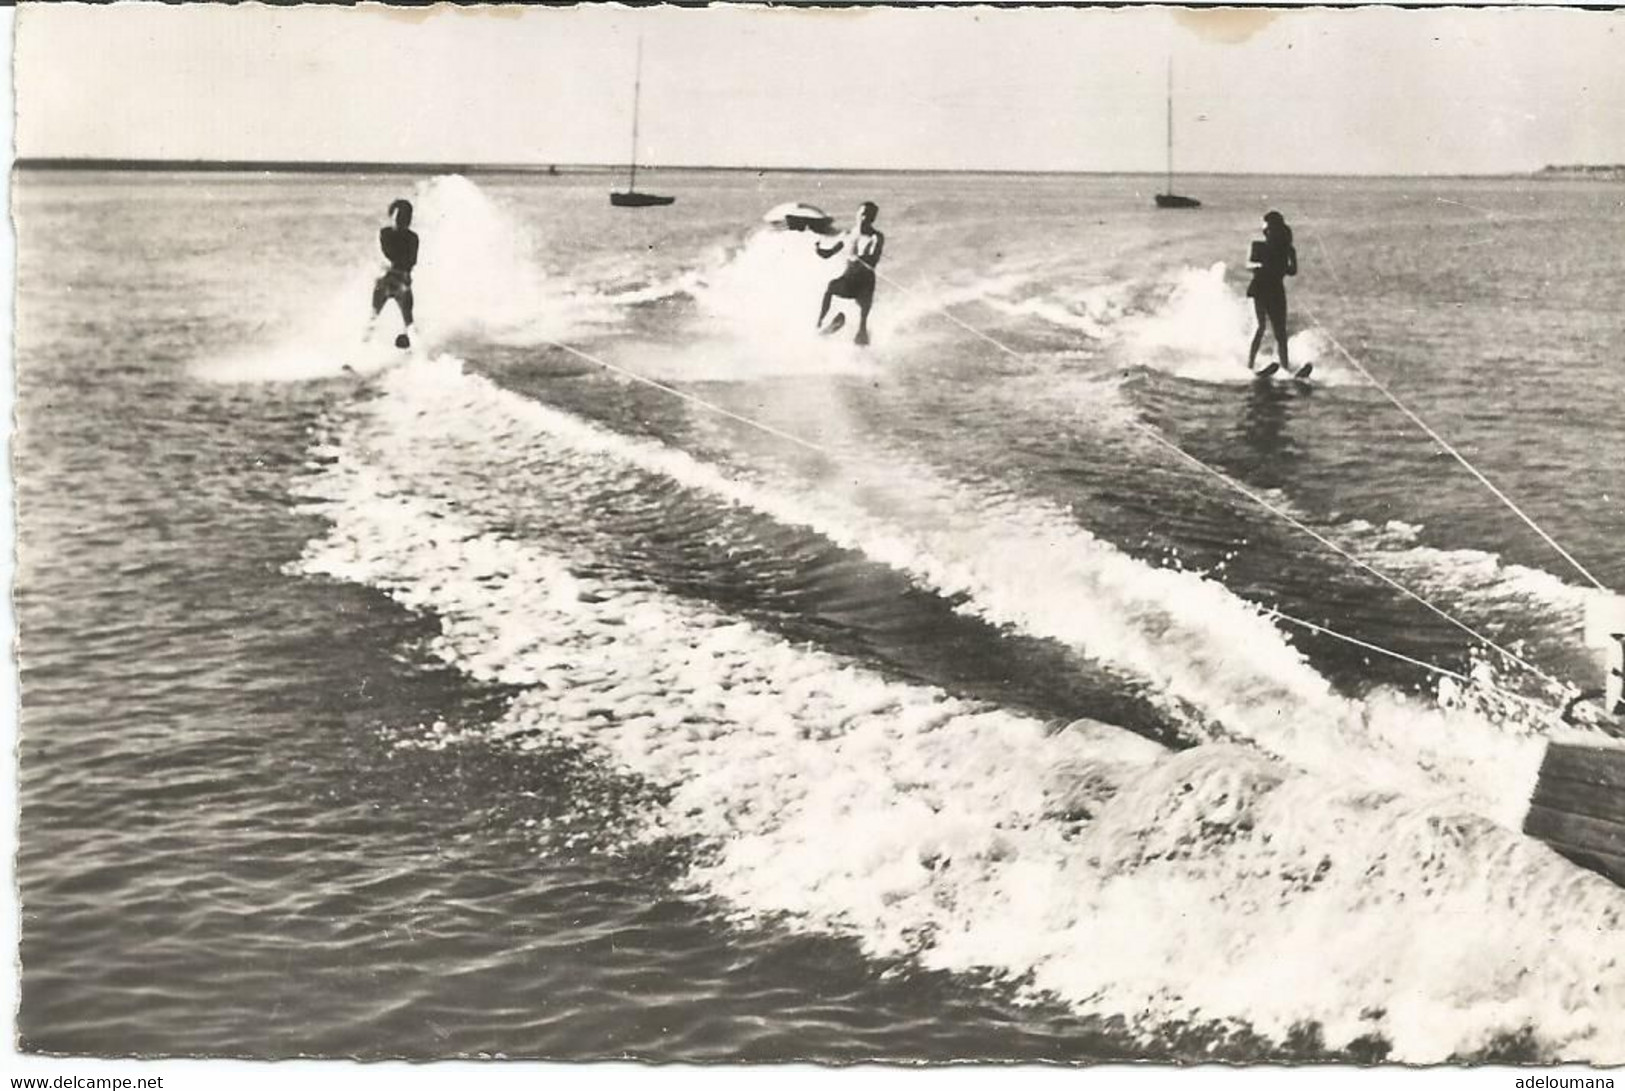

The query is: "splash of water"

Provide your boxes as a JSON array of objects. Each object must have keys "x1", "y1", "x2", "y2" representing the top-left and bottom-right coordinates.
[
  {"x1": 292, "y1": 403, "x2": 1625, "y2": 1062},
  {"x1": 314, "y1": 355, "x2": 1571, "y2": 827},
  {"x1": 1118, "y1": 262, "x2": 1336, "y2": 383},
  {"x1": 194, "y1": 175, "x2": 594, "y2": 384}
]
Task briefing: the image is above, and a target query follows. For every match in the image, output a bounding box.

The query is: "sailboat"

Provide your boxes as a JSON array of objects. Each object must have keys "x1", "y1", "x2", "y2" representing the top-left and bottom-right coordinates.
[
  {"x1": 610, "y1": 37, "x2": 674, "y2": 208},
  {"x1": 1154, "y1": 60, "x2": 1201, "y2": 209}
]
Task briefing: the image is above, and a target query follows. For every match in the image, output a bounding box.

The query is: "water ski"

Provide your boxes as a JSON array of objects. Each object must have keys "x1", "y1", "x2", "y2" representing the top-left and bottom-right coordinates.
[
  {"x1": 342, "y1": 323, "x2": 415, "y2": 384},
  {"x1": 339, "y1": 362, "x2": 376, "y2": 394},
  {"x1": 1253, "y1": 361, "x2": 1313, "y2": 382}
]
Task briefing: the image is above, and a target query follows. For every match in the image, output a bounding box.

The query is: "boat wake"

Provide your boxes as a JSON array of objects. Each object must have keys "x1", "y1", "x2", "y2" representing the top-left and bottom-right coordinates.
[{"x1": 291, "y1": 362, "x2": 1625, "y2": 1061}]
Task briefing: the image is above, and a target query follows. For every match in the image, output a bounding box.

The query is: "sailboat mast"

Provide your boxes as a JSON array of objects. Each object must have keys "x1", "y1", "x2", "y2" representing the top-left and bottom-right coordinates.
[
  {"x1": 1153, "y1": 56, "x2": 1198, "y2": 208},
  {"x1": 1165, "y1": 59, "x2": 1174, "y2": 196},
  {"x1": 628, "y1": 36, "x2": 643, "y2": 192}
]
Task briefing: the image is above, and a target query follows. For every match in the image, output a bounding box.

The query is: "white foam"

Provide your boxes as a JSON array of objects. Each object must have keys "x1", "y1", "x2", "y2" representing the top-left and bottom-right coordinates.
[
  {"x1": 932, "y1": 259, "x2": 1348, "y2": 385},
  {"x1": 1110, "y1": 262, "x2": 1339, "y2": 384},
  {"x1": 986, "y1": 283, "x2": 1128, "y2": 340},
  {"x1": 321, "y1": 355, "x2": 1573, "y2": 827},
  {"x1": 690, "y1": 229, "x2": 839, "y2": 341},
  {"x1": 193, "y1": 175, "x2": 602, "y2": 384},
  {"x1": 291, "y1": 430, "x2": 1625, "y2": 1063},
  {"x1": 1341, "y1": 518, "x2": 1593, "y2": 621},
  {"x1": 661, "y1": 227, "x2": 953, "y2": 381},
  {"x1": 192, "y1": 263, "x2": 401, "y2": 383},
  {"x1": 406, "y1": 175, "x2": 587, "y2": 345}
]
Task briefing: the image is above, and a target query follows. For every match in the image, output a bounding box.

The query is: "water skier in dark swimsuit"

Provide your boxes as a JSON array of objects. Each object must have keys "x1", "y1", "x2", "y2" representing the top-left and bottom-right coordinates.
[
  {"x1": 1246, "y1": 210, "x2": 1299, "y2": 376},
  {"x1": 816, "y1": 202, "x2": 885, "y2": 346},
  {"x1": 368, "y1": 199, "x2": 419, "y2": 349}
]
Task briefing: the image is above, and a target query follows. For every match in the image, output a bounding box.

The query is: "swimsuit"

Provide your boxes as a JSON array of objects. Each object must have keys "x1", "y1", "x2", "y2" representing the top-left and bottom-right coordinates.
[
  {"x1": 827, "y1": 229, "x2": 880, "y2": 299},
  {"x1": 1247, "y1": 240, "x2": 1293, "y2": 300},
  {"x1": 1247, "y1": 240, "x2": 1294, "y2": 329},
  {"x1": 375, "y1": 268, "x2": 412, "y2": 300},
  {"x1": 373, "y1": 225, "x2": 419, "y2": 311}
]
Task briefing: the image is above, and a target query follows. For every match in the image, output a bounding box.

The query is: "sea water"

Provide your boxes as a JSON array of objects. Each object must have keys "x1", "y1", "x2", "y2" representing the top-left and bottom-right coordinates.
[{"x1": 14, "y1": 168, "x2": 1625, "y2": 1061}]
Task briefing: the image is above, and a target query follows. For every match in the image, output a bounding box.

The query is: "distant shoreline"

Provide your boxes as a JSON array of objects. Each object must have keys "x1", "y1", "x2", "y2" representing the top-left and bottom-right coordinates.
[
  {"x1": 10, "y1": 157, "x2": 1607, "y2": 181},
  {"x1": 1537, "y1": 164, "x2": 1625, "y2": 179},
  {"x1": 13, "y1": 158, "x2": 591, "y2": 176}
]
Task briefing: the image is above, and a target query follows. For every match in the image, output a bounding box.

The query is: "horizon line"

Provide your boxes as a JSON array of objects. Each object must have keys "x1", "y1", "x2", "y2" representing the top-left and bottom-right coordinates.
[{"x1": 13, "y1": 156, "x2": 1614, "y2": 180}]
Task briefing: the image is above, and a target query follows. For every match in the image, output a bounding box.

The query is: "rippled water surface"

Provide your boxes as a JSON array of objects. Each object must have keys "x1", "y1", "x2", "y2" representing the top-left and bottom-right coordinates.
[{"x1": 15, "y1": 169, "x2": 1625, "y2": 1062}]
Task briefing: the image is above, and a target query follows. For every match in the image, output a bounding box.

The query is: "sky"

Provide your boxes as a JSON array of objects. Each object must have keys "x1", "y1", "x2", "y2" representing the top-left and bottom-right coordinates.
[{"x1": 14, "y1": 3, "x2": 1625, "y2": 175}]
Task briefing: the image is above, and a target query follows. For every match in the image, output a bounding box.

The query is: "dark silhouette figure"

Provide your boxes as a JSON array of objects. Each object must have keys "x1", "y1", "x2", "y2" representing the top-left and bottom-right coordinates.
[
  {"x1": 1246, "y1": 210, "x2": 1298, "y2": 375},
  {"x1": 816, "y1": 202, "x2": 885, "y2": 346},
  {"x1": 368, "y1": 199, "x2": 419, "y2": 349}
]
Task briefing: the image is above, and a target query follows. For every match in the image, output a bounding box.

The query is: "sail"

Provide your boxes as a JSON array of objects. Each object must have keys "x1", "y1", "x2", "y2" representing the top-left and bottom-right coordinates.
[
  {"x1": 627, "y1": 36, "x2": 642, "y2": 193},
  {"x1": 1156, "y1": 59, "x2": 1201, "y2": 209}
]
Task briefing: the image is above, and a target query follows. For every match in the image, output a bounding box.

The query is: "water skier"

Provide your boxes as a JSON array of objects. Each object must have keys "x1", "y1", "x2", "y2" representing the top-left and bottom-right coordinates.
[
  {"x1": 1246, "y1": 210, "x2": 1299, "y2": 376},
  {"x1": 816, "y1": 201, "x2": 885, "y2": 347},
  {"x1": 368, "y1": 199, "x2": 419, "y2": 349}
]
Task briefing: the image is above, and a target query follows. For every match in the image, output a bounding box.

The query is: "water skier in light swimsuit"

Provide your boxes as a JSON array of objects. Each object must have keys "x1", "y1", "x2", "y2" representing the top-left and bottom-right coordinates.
[{"x1": 816, "y1": 202, "x2": 885, "y2": 347}]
